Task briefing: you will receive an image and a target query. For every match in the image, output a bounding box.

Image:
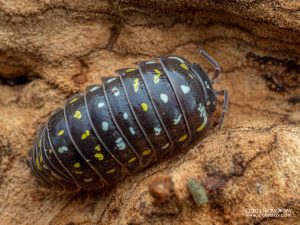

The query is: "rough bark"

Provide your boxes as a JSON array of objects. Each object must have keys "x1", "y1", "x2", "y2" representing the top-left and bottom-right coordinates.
[{"x1": 0, "y1": 0, "x2": 299, "y2": 225}]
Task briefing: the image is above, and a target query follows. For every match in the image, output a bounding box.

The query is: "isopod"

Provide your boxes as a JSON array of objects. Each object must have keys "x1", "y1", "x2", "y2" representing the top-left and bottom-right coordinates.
[{"x1": 27, "y1": 49, "x2": 228, "y2": 191}]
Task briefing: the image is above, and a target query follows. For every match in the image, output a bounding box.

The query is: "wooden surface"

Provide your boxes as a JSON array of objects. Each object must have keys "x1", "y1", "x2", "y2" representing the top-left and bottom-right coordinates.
[{"x1": 0, "y1": 1, "x2": 299, "y2": 224}]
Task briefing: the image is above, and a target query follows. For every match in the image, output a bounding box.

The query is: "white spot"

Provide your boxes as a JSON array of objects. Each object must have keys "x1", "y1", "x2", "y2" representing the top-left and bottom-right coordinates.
[
  {"x1": 154, "y1": 127, "x2": 161, "y2": 135},
  {"x1": 42, "y1": 165, "x2": 48, "y2": 170},
  {"x1": 116, "y1": 137, "x2": 126, "y2": 150},
  {"x1": 129, "y1": 127, "x2": 135, "y2": 135},
  {"x1": 204, "y1": 81, "x2": 211, "y2": 89},
  {"x1": 197, "y1": 103, "x2": 208, "y2": 130},
  {"x1": 145, "y1": 60, "x2": 156, "y2": 64},
  {"x1": 181, "y1": 85, "x2": 190, "y2": 94},
  {"x1": 98, "y1": 102, "x2": 105, "y2": 108},
  {"x1": 188, "y1": 73, "x2": 194, "y2": 79},
  {"x1": 169, "y1": 56, "x2": 184, "y2": 63},
  {"x1": 84, "y1": 178, "x2": 93, "y2": 182},
  {"x1": 58, "y1": 146, "x2": 68, "y2": 153},
  {"x1": 106, "y1": 78, "x2": 117, "y2": 83},
  {"x1": 112, "y1": 87, "x2": 120, "y2": 96},
  {"x1": 160, "y1": 93, "x2": 169, "y2": 103},
  {"x1": 90, "y1": 86, "x2": 99, "y2": 92},
  {"x1": 197, "y1": 103, "x2": 207, "y2": 118},
  {"x1": 173, "y1": 114, "x2": 182, "y2": 125},
  {"x1": 102, "y1": 121, "x2": 109, "y2": 131},
  {"x1": 123, "y1": 112, "x2": 128, "y2": 120},
  {"x1": 161, "y1": 143, "x2": 170, "y2": 149}
]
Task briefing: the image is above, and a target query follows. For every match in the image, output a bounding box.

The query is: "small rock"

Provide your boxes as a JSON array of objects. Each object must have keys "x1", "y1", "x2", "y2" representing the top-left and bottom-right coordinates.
[
  {"x1": 148, "y1": 174, "x2": 174, "y2": 204},
  {"x1": 187, "y1": 178, "x2": 209, "y2": 206}
]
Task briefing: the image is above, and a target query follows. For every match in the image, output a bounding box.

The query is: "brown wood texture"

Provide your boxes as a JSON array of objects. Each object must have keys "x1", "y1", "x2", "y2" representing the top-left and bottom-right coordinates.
[{"x1": 0, "y1": 1, "x2": 299, "y2": 224}]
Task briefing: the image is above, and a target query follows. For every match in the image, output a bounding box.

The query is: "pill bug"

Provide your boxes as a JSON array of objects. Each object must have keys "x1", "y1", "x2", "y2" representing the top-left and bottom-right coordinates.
[{"x1": 27, "y1": 50, "x2": 229, "y2": 192}]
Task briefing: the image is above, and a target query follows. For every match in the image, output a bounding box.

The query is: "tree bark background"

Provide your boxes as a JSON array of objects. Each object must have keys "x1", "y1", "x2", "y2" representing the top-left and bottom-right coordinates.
[{"x1": 0, "y1": 0, "x2": 299, "y2": 224}]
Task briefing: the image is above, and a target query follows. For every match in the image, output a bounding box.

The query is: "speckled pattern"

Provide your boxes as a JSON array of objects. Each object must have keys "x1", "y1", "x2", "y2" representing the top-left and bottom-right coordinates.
[{"x1": 28, "y1": 56, "x2": 220, "y2": 191}]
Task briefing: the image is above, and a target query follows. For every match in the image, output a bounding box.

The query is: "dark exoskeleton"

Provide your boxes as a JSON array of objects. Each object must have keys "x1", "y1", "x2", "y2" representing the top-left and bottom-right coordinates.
[{"x1": 27, "y1": 50, "x2": 229, "y2": 192}]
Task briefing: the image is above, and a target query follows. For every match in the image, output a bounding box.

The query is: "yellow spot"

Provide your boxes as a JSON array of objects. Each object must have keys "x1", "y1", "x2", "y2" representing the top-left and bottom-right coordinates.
[
  {"x1": 35, "y1": 157, "x2": 41, "y2": 170},
  {"x1": 196, "y1": 123, "x2": 206, "y2": 132},
  {"x1": 48, "y1": 149, "x2": 52, "y2": 154},
  {"x1": 73, "y1": 162, "x2": 80, "y2": 168},
  {"x1": 128, "y1": 157, "x2": 137, "y2": 163},
  {"x1": 106, "y1": 168, "x2": 116, "y2": 174},
  {"x1": 180, "y1": 63, "x2": 189, "y2": 70},
  {"x1": 95, "y1": 145, "x2": 101, "y2": 151},
  {"x1": 142, "y1": 149, "x2": 151, "y2": 156},
  {"x1": 94, "y1": 153, "x2": 104, "y2": 161},
  {"x1": 141, "y1": 102, "x2": 148, "y2": 112},
  {"x1": 179, "y1": 134, "x2": 187, "y2": 142},
  {"x1": 74, "y1": 170, "x2": 83, "y2": 174},
  {"x1": 126, "y1": 68, "x2": 135, "y2": 73},
  {"x1": 81, "y1": 130, "x2": 90, "y2": 140},
  {"x1": 133, "y1": 78, "x2": 139, "y2": 92},
  {"x1": 153, "y1": 69, "x2": 161, "y2": 84},
  {"x1": 57, "y1": 130, "x2": 64, "y2": 136},
  {"x1": 38, "y1": 139, "x2": 41, "y2": 148},
  {"x1": 69, "y1": 98, "x2": 78, "y2": 104},
  {"x1": 39, "y1": 154, "x2": 43, "y2": 163},
  {"x1": 74, "y1": 110, "x2": 82, "y2": 120}
]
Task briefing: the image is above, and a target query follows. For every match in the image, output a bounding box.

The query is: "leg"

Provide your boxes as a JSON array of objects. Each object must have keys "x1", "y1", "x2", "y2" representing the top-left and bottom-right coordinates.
[
  {"x1": 214, "y1": 90, "x2": 229, "y2": 129},
  {"x1": 199, "y1": 49, "x2": 221, "y2": 82}
]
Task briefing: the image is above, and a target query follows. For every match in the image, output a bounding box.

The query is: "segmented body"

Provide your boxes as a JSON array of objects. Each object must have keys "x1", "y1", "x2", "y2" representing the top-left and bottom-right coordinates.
[{"x1": 28, "y1": 55, "x2": 217, "y2": 191}]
